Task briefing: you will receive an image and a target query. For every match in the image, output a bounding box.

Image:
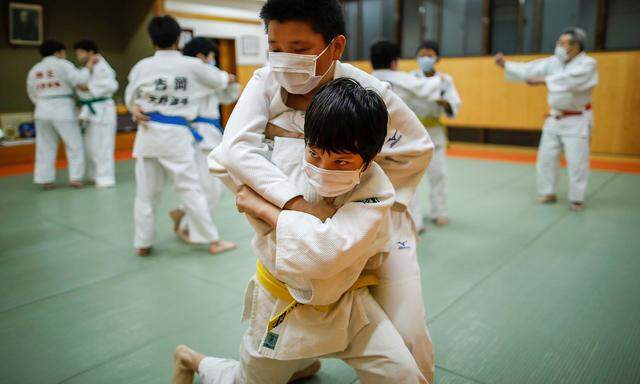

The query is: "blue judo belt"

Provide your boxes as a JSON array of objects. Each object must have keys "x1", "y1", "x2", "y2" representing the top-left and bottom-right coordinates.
[
  {"x1": 146, "y1": 112, "x2": 203, "y2": 142},
  {"x1": 192, "y1": 116, "x2": 223, "y2": 134}
]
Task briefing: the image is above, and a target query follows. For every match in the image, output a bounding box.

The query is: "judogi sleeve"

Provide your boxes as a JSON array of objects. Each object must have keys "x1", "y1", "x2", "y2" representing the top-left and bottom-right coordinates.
[
  {"x1": 26, "y1": 68, "x2": 36, "y2": 104},
  {"x1": 124, "y1": 63, "x2": 141, "y2": 111},
  {"x1": 442, "y1": 74, "x2": 462, "y2": 118},
  {"x1": 61, "y1": 60, "x2": 90, "y2": 87},
  {"x1": 504, "y1": 57, "x2": 553, "y2": 82},
  {"x1": 377, "y1": 89, "x2": 434, "y2": 208},
  {"x1": 87, "y1": 63, "x2": 118, "y2": 97},
  {"x1": 193, "y1": 61, "x2": 230, "y2": 90},
  {"x1": 275, "y1": 186, "x2": 394, "y2": 284},
  {"x1": 211, "y1": 70, "x2": 301, "y2": 208},
  {"x1": 400, "y1": 74, "x2": 442, "y2": 100},
  {"x1": 545, "y1": 58, "x2": 598, "y2": 93},
  {"x1": 216, "y1": 82, "x2": 241, "y2": 105}
]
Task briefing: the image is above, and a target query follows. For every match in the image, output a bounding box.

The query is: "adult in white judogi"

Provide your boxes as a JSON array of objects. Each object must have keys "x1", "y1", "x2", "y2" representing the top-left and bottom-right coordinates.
[
  {"x1": 125, "y1": 16, "x2": 233, "y2": 256},
  {"x1": 74, "y1": 40, "x2": 119, "y2": 188},
  {"x1": 170, "y1": 37, "x2": 241, "y2": 243},
  {"x1": 176, "y1": 126, "x2": 426, "y2": 383},
  {"x1": 26, "y1": 40, "x2": 93, "y2": 189},
  {"x1": 495, "y1": 27, "x2": 598, "y2": 210},
  {"x1": 211, "y1": 59, "x2": 435, "y2": 380}
]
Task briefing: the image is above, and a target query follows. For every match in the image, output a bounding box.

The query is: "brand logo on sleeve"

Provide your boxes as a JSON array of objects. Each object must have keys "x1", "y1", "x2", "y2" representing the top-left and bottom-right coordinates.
[
  {"x1": 397, "y1": 240, "x2": 411, "y2": 250},
  {"x1": 386, "y1": 130, "x2": 402, "y2": 148}
]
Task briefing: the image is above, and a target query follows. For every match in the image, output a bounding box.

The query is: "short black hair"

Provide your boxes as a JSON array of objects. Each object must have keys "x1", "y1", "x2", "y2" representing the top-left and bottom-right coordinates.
[
  {"x1": 305, "y1": 78, "x2": 388, "y2": 166},
  {"x1": 73, "y1": 39, "x2": 99, "y2": 53},
  {"x1": 182, "y1": 37, "x2": 218, "y2": 58},
  {"x1": 147, "y1": 15, "x2": 181, "y2": 49},
  {"x1": 370, "y1": 40, "x2": 399, "y2": 70},
  {"x1": 39, "y1": 40, "x2": 66, "y2": 57},
  {"x1": 259, "y1": 0, "x2": 346, "y2": 44},
  {"x1": 417, "y1": 40, "x2": 440, "y2": 56}
]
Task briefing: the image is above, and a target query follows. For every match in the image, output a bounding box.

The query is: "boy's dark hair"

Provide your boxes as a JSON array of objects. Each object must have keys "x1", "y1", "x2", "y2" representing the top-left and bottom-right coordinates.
[
  {"x1": 148, "y1": 15, "x2": 181, "y2": 49},
  {"x1": 305, "y1": 78, "x2": 388, "y2": 166},
  {"x1": 417, "y1": 40, "x2": 440, "y2": 56},
  {"x1": 370, "y1": 40, "x2": 399, "y2": 70},
  {"x1": 39, "y1": 40, "x2": 66, "y2": 57},
  {"x1": 259, "y1": 0, "x2": 346, "y2": 44},
  {"x1": 73, "y1": 39, "x2": 99, "y2": 53},
  {"x1": 182, "y1": 37, "x2": 218, "y2": 59}
]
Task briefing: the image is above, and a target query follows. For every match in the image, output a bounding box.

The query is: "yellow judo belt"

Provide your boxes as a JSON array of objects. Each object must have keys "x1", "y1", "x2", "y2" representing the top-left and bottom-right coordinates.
[
  {"x1": 419, "y1": 116, "x2": 444, "y2": 128},
  {"x1": 256, "y1": 259, "x2": 379, "y2": 332}
]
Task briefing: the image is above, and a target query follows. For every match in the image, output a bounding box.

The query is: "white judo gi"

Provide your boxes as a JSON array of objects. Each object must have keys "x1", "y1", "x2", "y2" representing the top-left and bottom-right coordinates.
[
  {"x1": 124, "y1": 50, "x2": 230, "y2": 248},
  {"x1": 77, "y1": 56, "x2": 119, "y2": 187},
  {"x1": 504, "y1": 52, "x2": 598, "y2": 203},
  {"x1": 177, "y1": 81, "x2": 241, "y2": 242},
  {"x1": 201, "y1": 138, "x2": 426, "y2": 384},
  {"x1": 26, "y1": 56, "x2": 90, "y2": 184},
  {"x1": 210, "y1": 62, "x2": 435, "y2": 381},
  {"x1": 372, "y1": 69, "x2": 461, "y2": 229}
]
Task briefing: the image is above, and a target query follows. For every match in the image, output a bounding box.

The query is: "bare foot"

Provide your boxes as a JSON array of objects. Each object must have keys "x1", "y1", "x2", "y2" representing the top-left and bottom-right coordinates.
[
  {"x1": 169, "y1": 209, "x2": 186, "y2": 233},
  {"x1": 537, "y1": 194, "x2": 557, "y2": 204},
  {"x1": 136, "y1": 247, "x2": 152, "y2": 257},
  {"x1": 208, "y1": 240, "x2": 236, "y2": 255},
  {"x1": 172, "y1": 345, "x2": 200, "y2": 384},
  {"x1": 288, "y1": 360, "x2": 321, "y2": 383},
  {"x1": 433, "y1": 216, "x2": 449, "y2": 226},
  {"x1": 176, "y1": 229, "x2": 193, "y2": 244},
  {"x1": 41, "y1": 183, "x2": 56, "y2": 191},
  {"x1": 570, "y1": 202, "x2": 585, "y2": 211},
  {"x1": 69, "y1": 180, "x2": 83, "y2": 188}
]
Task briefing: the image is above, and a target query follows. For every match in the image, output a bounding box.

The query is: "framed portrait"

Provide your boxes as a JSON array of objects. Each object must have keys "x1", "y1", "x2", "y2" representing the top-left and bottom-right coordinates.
[
  {"x1": 9, "y1": 2, "x2": 43, "y2": 46},
  {"x1": 241, "y1": 35, "x2": 260, "y2": 56},
  {"x1": 178, "y1": 28, "x2": 193, "y2": 50}
]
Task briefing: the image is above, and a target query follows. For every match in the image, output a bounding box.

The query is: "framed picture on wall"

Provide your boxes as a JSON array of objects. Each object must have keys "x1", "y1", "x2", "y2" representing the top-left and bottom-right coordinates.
[
  {"x1": 241, "y1": 35, "x2": 260, "y2": 56},
  {"x1": 178, "y1": 28, "x2": 193, "y2": 50},
  {"x1": 9, "y1": 2, "x2": 43, "y2": 46}
]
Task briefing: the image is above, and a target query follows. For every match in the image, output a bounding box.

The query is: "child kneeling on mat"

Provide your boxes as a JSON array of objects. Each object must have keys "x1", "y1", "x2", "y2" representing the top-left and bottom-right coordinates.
[{"x1": 172, "y1": 78, "x2": 427, "y2": 384}]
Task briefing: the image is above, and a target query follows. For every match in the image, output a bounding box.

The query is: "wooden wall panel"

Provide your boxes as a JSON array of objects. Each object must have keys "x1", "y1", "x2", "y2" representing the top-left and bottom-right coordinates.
[
  {"x1": 349, "y1": 51, "x2": 640, "y2": 155},
  {"x1": 237, "y1": 65, "x2": 264, "y2": 87}
]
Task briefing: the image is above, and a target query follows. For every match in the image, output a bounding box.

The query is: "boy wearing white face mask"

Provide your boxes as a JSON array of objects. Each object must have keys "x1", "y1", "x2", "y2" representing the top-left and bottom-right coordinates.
[
  {"x1": 495, "y1": 27, "x2": 598, "y2": 211},
  {"x1": 210, "y1": 1, "x2": 435, "y2": 380},
  {"x1": 173, "y1": 78, "x2": 427, "y2": 384},
  {"x1": 370, "y1": 40, "x2": 460, "y2": 232}
]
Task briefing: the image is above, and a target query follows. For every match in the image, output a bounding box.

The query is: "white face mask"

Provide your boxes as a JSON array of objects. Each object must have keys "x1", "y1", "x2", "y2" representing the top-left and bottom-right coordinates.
[
  {"x1": 303, "y1": 158, "x2": 362, "y2": 197},
  {"x1": 417, "y1": 56, "x2": 437, "y2": 72},
  {"x1": 208, "y1": 58, "x2": 217, "y2": 67},
  {"x1": 554, "y1": 46, "x2": 568, "y2": 62},
  {"x1": 268, "y1": 41, "x2": 334, "y2": 95}
]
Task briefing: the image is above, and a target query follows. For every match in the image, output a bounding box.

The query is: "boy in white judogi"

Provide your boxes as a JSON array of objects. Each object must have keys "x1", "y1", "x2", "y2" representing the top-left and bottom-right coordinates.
[
  {"x1": 370, "y1": 40, "x2": 460, "y2": 232},
  {"x1": 495, "y1": 27, "x2": 598, "y2": 211},
  {"x1": 74, "y1": 39, "x2": 119, "y2": 188},
  {"x1": 125, "y1": 16, "x2": 235, "y2": 256},
  {"x1": 173, "y1": 78, "x2": 427, "y2": 384},
  {"x1": 209, "y1": 1, "x2": 435, "y2": 380},
  {"x1": 26, "y1": 39, "x2": 95, "y2": 189},
  {"x1": 168, "y1": 37, "x2": 240, "y2": 248}
]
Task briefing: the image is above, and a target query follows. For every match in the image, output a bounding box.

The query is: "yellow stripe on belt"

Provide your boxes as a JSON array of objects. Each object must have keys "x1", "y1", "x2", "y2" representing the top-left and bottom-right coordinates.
[
  {"x1": 419, "y1": 116, "x2": 444, "y2": 128},
  {"x1": 256, "y1": 259, "x2": 379, "y2": 332}
]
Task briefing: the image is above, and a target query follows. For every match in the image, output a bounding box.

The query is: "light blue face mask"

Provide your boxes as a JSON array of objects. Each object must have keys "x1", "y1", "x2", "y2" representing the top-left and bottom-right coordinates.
[
  {"x1": 417, "y1": 56, "x2": 437, "y2": 72},
  {"x1": 209, "y1": 59, "x2": 217, "y2": 67}
]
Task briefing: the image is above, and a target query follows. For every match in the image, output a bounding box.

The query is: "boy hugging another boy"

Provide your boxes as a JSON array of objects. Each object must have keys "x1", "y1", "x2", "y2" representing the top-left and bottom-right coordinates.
[{"x1": 172, "y1": 78, "x2": 428, "y2": 383}]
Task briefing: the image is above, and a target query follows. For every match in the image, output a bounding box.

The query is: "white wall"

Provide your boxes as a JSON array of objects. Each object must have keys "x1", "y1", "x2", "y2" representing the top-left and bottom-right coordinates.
[{"x1": 165, "y1": 0, "x2": 268, "y2": 66}]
